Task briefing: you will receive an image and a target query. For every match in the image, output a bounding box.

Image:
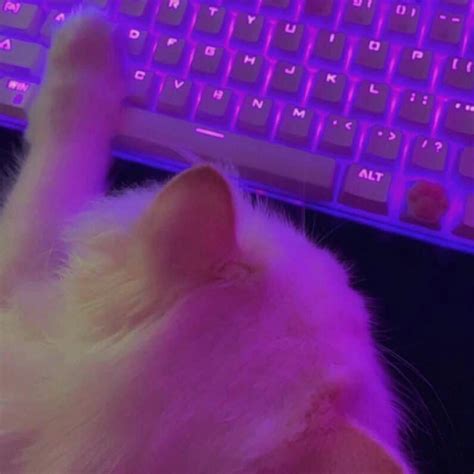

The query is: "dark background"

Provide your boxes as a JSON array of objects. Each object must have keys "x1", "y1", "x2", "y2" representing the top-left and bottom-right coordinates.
[{"x1": 1, "y1": 127, "x2": 473, "y2": 474}]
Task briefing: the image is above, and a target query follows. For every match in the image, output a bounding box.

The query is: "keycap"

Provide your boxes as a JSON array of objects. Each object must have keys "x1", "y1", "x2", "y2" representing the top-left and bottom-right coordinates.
[
  {"x1": 459, "y1": 147, "x2": 474, "y2": 180},
  {"x1": 355, "y1": 38, "x2": 389, "y2": 71},
  {"x1": 117, "y1": 107, "x2": 337, "y2": 202},
  {"x1": 272, "y1": 21, "x2": 304, "y2": 54},
  {"x1": 153, "y1": 36, "x2": 185, "y2": 67},
  {"x1": 191, "y1": 44, "x2": 224, "y2": 76},
  {"x1": 40, "y1": 10, "x2": 67, "y2": 43},
  {"x1": 0, "y1": 37, "x2": 45, "y2": 78},
  {"x1": 454, "y1": 194, "x2": 474, "y2": 240},
  {"x1": 127, "y1": 69, "x2": 159, "y2": 108},
  {"x1": 305, "y1": 0, "x2": 333, "y2": 18},
  {"x1": 232, "y1": 12, "x2": 264, "y2": 44},
  {"x1": 0, "y1": 76, "x2": 37, "y2": 120},
  {"x1": 411, "y1": 137, "x2": 448, "y2": 172},
  {"x1": 398, "y1": 90, "x2": 434, "y2": 127},
  {"x1": 311, "y1": 70, "x2": 346, "y2": 106},
  {"x1": 403, "y1": 180, "x2": 449, "y2": 228},
  {"x1": 443, "y1": 57, "x2": 474, "y2": 91},
  {"x1": 353, "y1": 80, "x2": 389, "y2": 115},
  {"x1": 237, "y1": 95, "x2": 273, "y2": 135},
  {"x1": 157, "y1": 0, "x2": 188, "y2": 27},
  {"x1": 398, "y1": 48, "x2": 432, "y2": 81},
  {"x1": 339, "y1": 164, "x2": 392, "y2": 215},
  {"x1": 262, "y1": 0, "x2": 290, "y2": 10},
  {"x1": 312, "y1": 30, "x2": 345, "y2": 62},
  {"x1": 0, "y1": 0, "x2": 42, "y2": 35},
  {"x1": 388, "y1": 3, "x2": 420, "y2": 35},
  {"x1": 343, "y1": 0, "x2": 377, "y2": 27},
  {"x1": 119, "y1": 0, "x2": 150, "y2": 19},
  {"x1": 194, "y1": 5, "x2": 226, "y2": 35},
  {"x1": 157, "y1": 76, "x2": 193, "y2": 117},
  {"x1": 444, "y1": 100, "x2": 474, "y2": 139},
  {"x1": 430, "y1": 12, "x2": 464, "y2": 45},
  {"x1": 320, "y1": 115, "x2": 357, "y2": 155},
  {"x1": 125, "y1": 28, "x2": 149, "y2": 58},
  {"x1": 277, "y1": 104, "x2": 315, "y2": 146},
  {"x1": 269, "y1": 62, "x2": 303, "y2": 95},
  {"x1": 196, "y1": 86, "x2": 233, "y2": 125},
  {"x1": 365, "y1": 125, "x2": 402, "y2": 162},
  {"x1": 230, "y1": 52, "x2": 264, "y2": 86}
]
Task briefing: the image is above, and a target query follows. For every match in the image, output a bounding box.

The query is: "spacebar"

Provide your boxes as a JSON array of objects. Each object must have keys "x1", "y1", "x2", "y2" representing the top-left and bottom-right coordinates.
[{"x1": 114, "y1": 107, "x2": 337, "y2": 202}]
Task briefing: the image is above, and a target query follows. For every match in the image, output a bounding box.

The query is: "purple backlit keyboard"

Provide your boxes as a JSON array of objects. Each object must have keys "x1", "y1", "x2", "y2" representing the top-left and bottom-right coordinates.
[{"x1": 0, "y1": 0, "x2": 473, "y2": 253}]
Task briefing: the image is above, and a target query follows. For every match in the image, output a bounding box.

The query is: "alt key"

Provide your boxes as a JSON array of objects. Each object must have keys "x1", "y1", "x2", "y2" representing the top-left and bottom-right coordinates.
[{"x1": 339, "y1": 164, "x2": 392, "y2": 215}]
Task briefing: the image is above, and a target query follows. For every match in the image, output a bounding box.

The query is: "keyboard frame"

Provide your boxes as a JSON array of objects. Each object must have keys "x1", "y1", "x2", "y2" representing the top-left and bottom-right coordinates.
[{"x1": 1, "y1": 0, "x2": 473, "y2": 255}]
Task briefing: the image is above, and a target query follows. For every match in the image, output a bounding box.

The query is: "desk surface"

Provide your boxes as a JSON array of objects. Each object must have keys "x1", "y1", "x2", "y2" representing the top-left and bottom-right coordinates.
[{"x1": 2, "y1": 128, "x2": 473, "y2": 474}]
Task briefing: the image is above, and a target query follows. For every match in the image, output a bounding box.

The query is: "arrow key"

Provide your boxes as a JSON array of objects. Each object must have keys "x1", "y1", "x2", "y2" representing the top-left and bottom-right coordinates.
[
  {"x1": 365, "y1": 125, "x2": 402, "y2": 162},
  {"x1": 319, "y1": 115, "x2": 357, "y2": 156}
]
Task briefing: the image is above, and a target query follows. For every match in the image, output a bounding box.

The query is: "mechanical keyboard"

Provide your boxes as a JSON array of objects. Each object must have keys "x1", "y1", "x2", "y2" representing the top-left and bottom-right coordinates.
[{"x1": 0, "y1": 0, "x2": 473, "y2": 253}]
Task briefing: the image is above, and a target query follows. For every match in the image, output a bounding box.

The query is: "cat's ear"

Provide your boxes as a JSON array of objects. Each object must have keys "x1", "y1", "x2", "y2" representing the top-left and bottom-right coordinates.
[
  {"x1": 312, "y1": 419, "x2": 408, "y2": 474},
  {"x1": 136, "y1": 164, "x2": 238, "y2": 294},
  {"x1": 254, "y1": 418, "x2": 408, "y2": 474}
]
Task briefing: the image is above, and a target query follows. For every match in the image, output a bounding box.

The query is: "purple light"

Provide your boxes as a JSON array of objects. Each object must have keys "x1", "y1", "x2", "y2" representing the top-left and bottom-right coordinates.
[{"x1": 0, "y1": 0, "x2": 472, "y2": 254}]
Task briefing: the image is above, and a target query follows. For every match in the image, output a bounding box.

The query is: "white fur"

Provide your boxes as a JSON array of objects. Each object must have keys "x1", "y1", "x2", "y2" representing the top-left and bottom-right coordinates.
[{"x1": 0, "y1": 11, "x2": 414, "y2": 474}]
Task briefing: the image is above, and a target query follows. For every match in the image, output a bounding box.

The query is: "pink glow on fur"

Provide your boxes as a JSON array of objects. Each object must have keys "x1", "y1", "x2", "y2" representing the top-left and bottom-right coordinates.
[{"x1": 0, "y1": 11, "x2": 414, "y2": 474}]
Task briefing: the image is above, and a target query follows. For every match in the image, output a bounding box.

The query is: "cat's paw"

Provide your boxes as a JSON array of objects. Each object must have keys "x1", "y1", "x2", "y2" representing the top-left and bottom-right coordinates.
[
  {"x1": 48, "y1": 9, "x2": 124, "y2": 90},
  {"x1": 28, "y1": 9, "x2": 126, "y2": 142}
]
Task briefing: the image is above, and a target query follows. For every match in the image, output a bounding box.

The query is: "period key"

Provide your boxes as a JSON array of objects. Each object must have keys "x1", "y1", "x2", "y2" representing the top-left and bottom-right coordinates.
[{"x1": 339, "y1": 164, "x2": 392, "y2": 215}]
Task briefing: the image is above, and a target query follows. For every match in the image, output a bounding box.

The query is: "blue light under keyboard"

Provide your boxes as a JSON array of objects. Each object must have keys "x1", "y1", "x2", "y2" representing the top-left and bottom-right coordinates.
[{"x1": 0, "y1": 0, "x2": 473, "y2": 253}]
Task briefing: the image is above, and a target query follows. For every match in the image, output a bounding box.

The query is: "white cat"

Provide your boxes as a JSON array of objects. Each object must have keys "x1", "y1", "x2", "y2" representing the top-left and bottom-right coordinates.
[{"x1": 0, "y1": 11, "x2": 415, "y2": 474}]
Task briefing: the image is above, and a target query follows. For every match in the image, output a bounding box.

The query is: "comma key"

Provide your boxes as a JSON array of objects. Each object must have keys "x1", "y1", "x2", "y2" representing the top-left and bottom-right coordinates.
[
  {"x1": 339, "y1": 164, "x2": 392, "y2": 215},
  {"x1": 320, "y1": 115, "x2": 357, "y2": 155}
]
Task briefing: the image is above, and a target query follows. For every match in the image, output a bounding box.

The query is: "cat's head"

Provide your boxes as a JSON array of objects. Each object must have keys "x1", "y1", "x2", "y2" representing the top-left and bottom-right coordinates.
[{"x1": 45, "y1": 165, "x2": 409, "y2": 473}]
